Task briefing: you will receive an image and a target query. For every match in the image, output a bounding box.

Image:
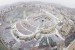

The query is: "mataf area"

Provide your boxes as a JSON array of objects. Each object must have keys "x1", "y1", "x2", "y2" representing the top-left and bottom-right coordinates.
[{"x1": 0, "y1": 1, "x2": 75, "y2": 50}]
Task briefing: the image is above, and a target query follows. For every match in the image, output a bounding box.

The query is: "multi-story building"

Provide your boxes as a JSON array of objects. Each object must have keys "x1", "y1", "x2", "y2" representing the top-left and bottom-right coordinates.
[{"x1": 31, "y1": 33, "x2": 64, "y2": 50}]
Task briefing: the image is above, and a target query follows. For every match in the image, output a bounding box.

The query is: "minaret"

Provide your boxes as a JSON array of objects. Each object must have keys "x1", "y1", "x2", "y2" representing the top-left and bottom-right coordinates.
[{"x1": 23, "y1": 11, "x2": 27, "y2": 19}]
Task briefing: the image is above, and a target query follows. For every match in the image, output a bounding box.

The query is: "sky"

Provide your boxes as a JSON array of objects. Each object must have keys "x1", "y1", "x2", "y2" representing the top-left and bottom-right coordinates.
[{"x1": 0, "y1": 0, "x2": 75, "y2": 8}]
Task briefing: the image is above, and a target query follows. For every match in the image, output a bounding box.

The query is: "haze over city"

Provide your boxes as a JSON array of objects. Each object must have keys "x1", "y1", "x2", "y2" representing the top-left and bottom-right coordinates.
[{"x1": 0, "y1": 0, "x2": 75, "y2": 8}]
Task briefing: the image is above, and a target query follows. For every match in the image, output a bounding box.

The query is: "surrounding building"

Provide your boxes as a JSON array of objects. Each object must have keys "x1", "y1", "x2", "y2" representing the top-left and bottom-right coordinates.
[{"x1": 66, "y1": 40, "x2": 75, "y2": 50}]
